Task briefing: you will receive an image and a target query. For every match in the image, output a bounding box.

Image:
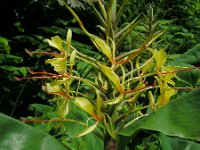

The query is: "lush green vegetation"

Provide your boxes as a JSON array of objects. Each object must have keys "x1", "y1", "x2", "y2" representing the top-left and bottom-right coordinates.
[{"x1": 1, "y1": 0, "x2": 200, "y2": 149}]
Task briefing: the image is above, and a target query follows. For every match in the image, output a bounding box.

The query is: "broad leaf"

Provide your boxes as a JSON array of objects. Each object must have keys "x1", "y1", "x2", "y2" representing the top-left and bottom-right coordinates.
[
  {"x1": 0, "y1": 113, "x2": 66, "y2": 150},
  {"x1": 159, "y1": 133, "x2": 200, "y2": 150},
  {"x1": 175, "y1": 43, "x2": 200, "y2": 65},
  {"x1": 118, "y1": 88, "x2": 200, "y2": 149},
  {"x1": 176, "y1": 68, "x2": 200, "y2": 87}
]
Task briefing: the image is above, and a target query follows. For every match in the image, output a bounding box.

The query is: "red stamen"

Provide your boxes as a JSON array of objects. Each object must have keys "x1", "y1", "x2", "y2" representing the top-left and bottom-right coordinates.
[
  {"x1": 25, "y1": 49, "x2": 63, "y2": 56},
  {"x1": 159, "y1": 66, "x2": 200, "y2": 74},
  {"x1": 15, "y1": 74, "x2": 71, "y2": 81},
  {"x1": 21, "y1": 118, "x2": 66, "y2": 123},
  {"x1": 29, "y1": 70, "x2": 58, "y2": 76}
]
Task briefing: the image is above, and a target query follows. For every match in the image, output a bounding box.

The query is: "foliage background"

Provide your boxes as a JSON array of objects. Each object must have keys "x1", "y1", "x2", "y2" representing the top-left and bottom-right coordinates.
[{"x1": 1, "y1": 0, "x2": 200, "y2": 149}]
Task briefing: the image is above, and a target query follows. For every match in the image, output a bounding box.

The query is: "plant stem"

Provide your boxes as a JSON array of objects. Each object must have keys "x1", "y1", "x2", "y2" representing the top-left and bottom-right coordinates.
[{"x1": 10, "y1": 80, "x2": 28, "y2": 117}]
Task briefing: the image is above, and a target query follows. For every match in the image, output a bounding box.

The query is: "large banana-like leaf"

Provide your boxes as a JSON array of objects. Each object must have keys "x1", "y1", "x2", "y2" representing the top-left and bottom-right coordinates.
[
  {"x1": 0, "y1": 113, "x2": 66, "y2": 150},
  {"x1": 118, "y1": 88, "x2": 200, "y2": 149},
  {"x1": 168, "y1": 44, "x2": 200, "y2": 87},
  {"x1": 158, "y1": 133, "x2": 200, "y2": 150},
  {"x1": 175, "y1": 43, "x2": 200, "y2": 65}
]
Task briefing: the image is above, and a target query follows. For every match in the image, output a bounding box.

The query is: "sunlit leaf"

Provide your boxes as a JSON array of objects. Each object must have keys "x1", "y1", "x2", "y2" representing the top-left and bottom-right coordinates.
[
  {"x1": 45, "y1": 58, "x2": 67, "y2": 74},
  {"x1": 148, "y1": 91, "x2": 156, "y2": 112},
  {"x1": 66, "y1": 29, "x2": 72, "y2": 53},
  {"x1": 105, "y1": 94, "x2": 123, "y2": 105},
  {"x1": 152, "y1": 49, "x2": 166, "y2": 71},
  {"x1": 44, "y1": 82, "x2": 61, "y2": 93},
  {"x1": 141, "y1": 58, "x2": 154, "y2": 74},
  {"x1": 47, "y1": 36, "x2": 64, "y2": 52},
  {"x1": 76, "y1": 121, "x2": 99, "y2": 137},
  {"x1": 57, "y1": 98, "x2": 69, "y2": 118},
  {"x1": 96, "y1": 90, "x2": 103, "y2": 117},
  {"x1": 73, "y1": 97, "x2": 96, "y2": 116},
  {"x1": 94, "y1": 37, "x2": 113, "y2": 62},
  {"x1": 96, "y1": 62, "x2": 122, "y2": 91},
  {"x1": 69, "y1": 50, "x2": 76, "y2": 74},
  {"x1": 157, "y1": 88, "x2": 176, "y2": 107}
]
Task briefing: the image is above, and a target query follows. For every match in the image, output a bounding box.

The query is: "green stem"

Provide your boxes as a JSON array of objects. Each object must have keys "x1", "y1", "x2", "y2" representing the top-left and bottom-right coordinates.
[
  {"x1": 10, "y1": 80, "x2": 28, "y2": 117},
  {"x1": 113, "y1": 105, "x2": 150, "y2": 126}
]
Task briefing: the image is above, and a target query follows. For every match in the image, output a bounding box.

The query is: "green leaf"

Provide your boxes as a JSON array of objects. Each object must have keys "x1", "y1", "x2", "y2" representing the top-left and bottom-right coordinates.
[
  {"x1": 176, "y1": 68, "x2": 200, "y2": 87},
  {"x1": 45, "y1": 58, "x2": 67, "y2": 74},
  {"x1": 93, "y1": 37, "x2": 113, "y2": 62},
  {"x1": 175, "y1": 43, "x2": 200, "y2": 65},
  {"x1": 118, "y1": 88, "x2": 200, "y2": 149},
  {"x1": 152, "y1": 49, "x2": 167, "y2": 71},
  {"x1": 168, "y1": 62, "x2": 200, "y2": 87},
  {"x1": 159, "y1": 133, "x2": 200, "y2": 150},
  {"x1": 0, "y1": 54, "x2": 23, "y2": 64},
  {"x1": 66, "y1": 29, "x2": 72, "y2": 53},
  {"x1": 0, "y1": 37, "x2": 11, "y2": 54},
  {"x1": 29, "y1": 104, "x2": 53, "y2": 114},
  {"x1": 0, "y1": 113, "x2": 66, "y2": 150},
  {"x1": 69, "y1": 50, "x2": 76, "y2": 74},
  {"x1": 0, "y1": 66, "x2": 27, "y2": 76},
  {"x1": 73, "y1": 97, "x2": 96, "y2": 117},
  {"x1": 47, "y1": 36, "x2": 64, "y2": 52},
  {"x1": 96, "y1": 62, "x2": 122, "y2": 91},
  {"x1": 76, "y1": 121, "x2": 99, "y2": 137},
  {"x1": 105, "y1": 94, "x2": 123, "y2": 105}
]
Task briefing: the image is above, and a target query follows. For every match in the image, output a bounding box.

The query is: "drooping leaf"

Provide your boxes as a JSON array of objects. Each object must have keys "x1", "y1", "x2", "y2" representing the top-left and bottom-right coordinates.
[
  {"x1": 76, "y1": 121, "x2": 99, "y2": 137},
  {"x1": 118, "y1": 88, "x2": 200, "y2": 149},
  {"x1": 105, "y1": 94, "x2": 123, "y2": 105},
  {"x1": 0, "y1": 113, "x2": 66, "y2": 150}
]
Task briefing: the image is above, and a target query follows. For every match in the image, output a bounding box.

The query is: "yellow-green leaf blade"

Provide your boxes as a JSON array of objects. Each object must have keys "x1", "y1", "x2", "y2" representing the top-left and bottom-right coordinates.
[
  {"x1": 76, "y1": 121, "x2": 99, "y2": 137},
  {"x1": 47, "y1": 36, "x2": 64, "y2": 52},
  {"x1": 73, "y1": 97, "x2": 96, "y2": 116}
]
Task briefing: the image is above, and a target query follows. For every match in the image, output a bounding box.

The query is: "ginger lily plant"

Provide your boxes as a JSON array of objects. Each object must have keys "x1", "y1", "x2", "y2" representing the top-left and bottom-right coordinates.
[{"x1": 20, "y1": 0, "x2": 183, "y2": 148}]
